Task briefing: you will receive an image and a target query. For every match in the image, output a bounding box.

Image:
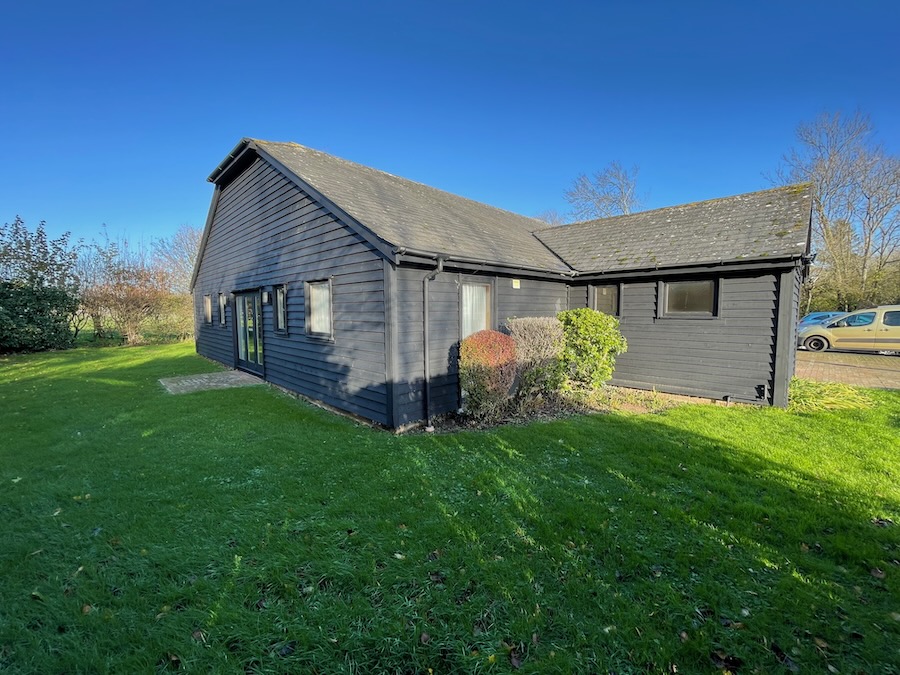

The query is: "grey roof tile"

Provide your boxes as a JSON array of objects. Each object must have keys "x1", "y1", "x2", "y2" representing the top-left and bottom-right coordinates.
[
  {"x1": 534, "y1": 185, "x2": 812, "y2": 273},
  {"x1": 213, "y1": 139, "x2": 810, "y2": 276},
  {"x1": 251, "y1": 140, "x2": 571, "y2": 273}
]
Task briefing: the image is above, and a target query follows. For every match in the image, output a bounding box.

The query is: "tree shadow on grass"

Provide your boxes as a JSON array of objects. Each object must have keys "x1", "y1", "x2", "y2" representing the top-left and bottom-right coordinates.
[
  {"x1": 2, "y1": 355, "x2": 898, "y2": 673},
  {"x1": 389, "y1": 411, "x2": 899, "y2": 673}
]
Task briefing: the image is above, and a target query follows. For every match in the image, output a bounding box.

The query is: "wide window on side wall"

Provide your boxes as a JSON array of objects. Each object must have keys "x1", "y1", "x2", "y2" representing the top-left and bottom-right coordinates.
[
  {"x1": 461, "y1": 282, "x2": 491, "y2": 339},
  {"x1": 659, "y1": 279, "x2": 718, "y2": 317},
  {"x1": 305, "y1": 279, "x2": 333, "y2": 338},
  {"x1": 592, "y1": 284, "x2": 619, "y2": 316}
]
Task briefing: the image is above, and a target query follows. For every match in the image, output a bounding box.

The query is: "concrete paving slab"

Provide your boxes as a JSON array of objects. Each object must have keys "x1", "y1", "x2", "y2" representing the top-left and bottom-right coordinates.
[
  {"x1": 159, "y1": 370, "x2": 265, "y2": 394},
  {"x1": 795, "y1": 350, "x2": 900, "y2": 389}
]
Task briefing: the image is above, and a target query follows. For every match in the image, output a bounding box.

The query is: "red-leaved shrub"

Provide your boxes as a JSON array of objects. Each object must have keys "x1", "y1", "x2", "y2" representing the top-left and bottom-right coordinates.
[{"x1": 459, "y1": 329, "x2": 516, "y2": 420}]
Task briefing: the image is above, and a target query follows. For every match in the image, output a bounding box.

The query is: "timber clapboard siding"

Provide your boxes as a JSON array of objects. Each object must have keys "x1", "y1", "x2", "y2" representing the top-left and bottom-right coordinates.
[
  {"x1": 577, "y1": 273, "x2": 782, "y2": 403},
  {"x1": 194, "y1": 157, "x2": 389, "y2": 424}
]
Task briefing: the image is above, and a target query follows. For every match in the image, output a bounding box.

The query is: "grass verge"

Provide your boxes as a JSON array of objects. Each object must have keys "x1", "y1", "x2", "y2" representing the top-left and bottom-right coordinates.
[{"x1": 1, "y1": 344, "x2": 898, "y2": 673}]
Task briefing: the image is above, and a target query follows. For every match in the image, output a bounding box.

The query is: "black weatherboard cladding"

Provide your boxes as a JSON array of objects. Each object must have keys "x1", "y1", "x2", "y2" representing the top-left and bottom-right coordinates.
[{"x1": 193, "y1": 157, "x2": 389, "y2": 424}]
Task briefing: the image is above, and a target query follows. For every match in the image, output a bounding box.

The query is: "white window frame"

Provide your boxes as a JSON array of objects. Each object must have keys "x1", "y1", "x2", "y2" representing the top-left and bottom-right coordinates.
[
  {"x1": 460, "y1": 281, "x2": 493, "y2": 339},
  {"x1": 203, "y1": 294, "x2": 212, "y2": 324},
  {"x1": 218, "y1": 293, "x2": 227, "y2": 327},
  {"x1": 305, "y1": 278, "x2": 333, "y2": 339},
  {"x1": 274, "y1": 285, "x2": 288, "y2": 334}
]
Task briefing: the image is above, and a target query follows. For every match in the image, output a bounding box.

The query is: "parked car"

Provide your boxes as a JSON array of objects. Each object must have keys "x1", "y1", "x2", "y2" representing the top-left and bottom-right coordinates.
[
  {"x1": 797, "y1": 305, "x2": 900, "y2": 353},
  {"x1": 798, "y1": 311, "x2": 845, "y2": 327}
]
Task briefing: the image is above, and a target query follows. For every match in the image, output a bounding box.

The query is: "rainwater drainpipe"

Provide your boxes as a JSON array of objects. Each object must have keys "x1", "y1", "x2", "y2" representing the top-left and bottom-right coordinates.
[{"x1": 423, "y1": 257, "x2": 445, "y2": 431}]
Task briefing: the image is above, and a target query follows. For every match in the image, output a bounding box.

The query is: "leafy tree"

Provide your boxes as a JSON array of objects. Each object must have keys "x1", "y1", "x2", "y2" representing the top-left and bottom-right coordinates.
[
  {"x1": 0, "y1": 217, "x2": 80, "y2": 353},
  {"x1": 776, "y1": 111, "x2": 900, "y2": 310},
  {"x1": 564, "y1": 161, "x2": 643, "y2": 221}
]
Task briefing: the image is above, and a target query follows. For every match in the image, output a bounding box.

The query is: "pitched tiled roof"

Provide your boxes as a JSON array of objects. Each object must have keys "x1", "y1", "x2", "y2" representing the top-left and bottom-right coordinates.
[
  {"x1": 208, "y1": 139, "x2": 811, "y2": 277},
  {"x1": 246, "y1": 140, "x2": 571, "y2": 273},
  {"x1": 535, "y1": 185, "x2": 812, "y2": 273}
]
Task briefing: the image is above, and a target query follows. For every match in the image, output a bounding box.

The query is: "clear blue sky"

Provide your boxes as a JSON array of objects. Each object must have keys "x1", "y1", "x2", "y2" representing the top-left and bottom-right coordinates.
[{"x1": 2, "y1": 0, "x2": 898, "y2": 244}]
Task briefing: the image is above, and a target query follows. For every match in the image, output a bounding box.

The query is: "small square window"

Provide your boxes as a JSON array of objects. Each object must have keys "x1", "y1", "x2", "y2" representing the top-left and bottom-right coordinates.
[
  {"x1": 661, "y1": 280, "x2": 717, "y2": 317},
  {"x1": 274, "y1": 285, "x2": 287, "y2": 333},
  {"x1": 203, "y1": 295, "x2": 212, "y2": 324},
  {"x1": 593, "y1": 284, "x2": 619, "y2": 316},
  {"x1": 305, "y1": 279, "x2": 333, "y2": 338},
  {"x1": 218, "y1": 293, "x2": 227, "y2": 326}
]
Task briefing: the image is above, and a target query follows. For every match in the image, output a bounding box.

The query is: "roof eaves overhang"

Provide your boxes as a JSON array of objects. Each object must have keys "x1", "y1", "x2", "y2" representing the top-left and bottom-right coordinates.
[
  {"x1": 395, "y1": 246, "x2": 577, "y2": 280},
  {"x1": 571, "y1": 254, "x2": 806, "y2": 282},
  {"x1": 207, "y1": 138, "x2": 254, "y2": 184}
]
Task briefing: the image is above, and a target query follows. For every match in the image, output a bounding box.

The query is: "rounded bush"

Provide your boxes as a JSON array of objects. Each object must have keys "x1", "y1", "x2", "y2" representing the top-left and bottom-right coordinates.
[
  {"x1": 459, "y1": 329, "x2": 516, "y2": 420},
  {"x1": 557, "y1": 308, "x2": 627, "y2": 390},
  {"x1": 506, "y1": 316, "x2": 565, "y2": 405}
]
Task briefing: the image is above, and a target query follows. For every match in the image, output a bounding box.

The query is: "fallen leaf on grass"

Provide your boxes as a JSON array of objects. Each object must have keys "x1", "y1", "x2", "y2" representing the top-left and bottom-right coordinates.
[
  {"x1": 159, "y1": 653, "x2": 181, "y2": 670},
  {"x1": 827, "y1": 664, "x2": 839, "y2": 673},
  {"x1": 891, "y1": 612, "x2": 900, "y2": 622},
  {"x1": 871, "y1": 568, "x2": 885, "y2": 579},
  {"x1": 771, "y1": 643, "x2": 799, "y2": 672},
  {"x1": 30, "y1": 591, "x2": 44, "y2": 602},
  {"x1": 52, "y1": 508, "x2": 62, "y2": 517},
  {"x1": 28, "y1": 549, "x2": 43, "y2": 556},
  {"x1": 509, "y1": 648, "x2": 523, "y2": 669},
  {"x1": 420, "y1": 632, "x2": 431, "y2": 644},
  {"x1": 393, "y1": 553, "x2": 405, "y2": 560},
  {"x1": 814, "y1": 637, "x2": 829, "y2": 651},
  {"x1": 532, "y1": 633, "x2": 539, "y2": 645},
  {"x1": 81, "y1": 604, "x2": 93, "y2": 614},
  {"x1": 191, "y1": 629, "x2": 207, "y2": 645},
  {"x1": 710, "y1": 650, "x2": 743, "y2": 671},
  {"x1": 11, "y1": 477, "x2": 21, "y2": 483},
  {"x1": 679, "y1": 631, "x2": 689, "y2": 642}
]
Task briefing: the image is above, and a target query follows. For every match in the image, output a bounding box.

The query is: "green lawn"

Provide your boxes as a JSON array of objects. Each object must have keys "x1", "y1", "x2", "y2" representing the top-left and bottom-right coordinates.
[{"x1": 1, "y1": 344, "x2": 898, "y2": 673}]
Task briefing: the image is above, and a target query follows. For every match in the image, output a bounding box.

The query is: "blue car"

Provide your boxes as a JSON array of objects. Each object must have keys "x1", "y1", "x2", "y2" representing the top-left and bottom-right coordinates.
[{"x1": 798, "y1": 311, "x2": 845, "y2": 327}]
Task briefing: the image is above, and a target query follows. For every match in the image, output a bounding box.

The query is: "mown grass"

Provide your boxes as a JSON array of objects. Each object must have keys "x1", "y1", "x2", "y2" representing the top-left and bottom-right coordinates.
[{"x1": 1, "y1": 344, "x2": 898, "y2": 673}]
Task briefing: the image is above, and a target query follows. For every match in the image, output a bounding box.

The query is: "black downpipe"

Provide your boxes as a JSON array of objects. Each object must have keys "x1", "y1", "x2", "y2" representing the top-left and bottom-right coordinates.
[{"x1": 423, "y1": 258, "x2": 445, "y2": 430}]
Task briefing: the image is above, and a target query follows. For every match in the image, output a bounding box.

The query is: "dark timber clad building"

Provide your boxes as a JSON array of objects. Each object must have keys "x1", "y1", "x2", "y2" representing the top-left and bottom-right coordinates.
[{"x1": 191, "y1": 138, "x2": 812, "y2": 428}]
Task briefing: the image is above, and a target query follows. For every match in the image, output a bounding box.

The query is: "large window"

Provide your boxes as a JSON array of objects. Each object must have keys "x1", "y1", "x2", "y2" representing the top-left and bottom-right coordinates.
[
  {"x1": 661, "y1": 280, "x2": 717, "y2": 317},
  {"x1": 203, "y1": 295, "x2": 212, "y2": 324},
  {"x1": 274, "y1": 285, "x2": 287, "y2": 334},
  {"x1": 592, "y1": 284, "x2": 619, "y2": 316},
  {"x1": 461, "y1": 282, "x2": 491, "y2": 339},
  {"x1": 305, "y1": 279, "x2": 333, "y2": 338}
]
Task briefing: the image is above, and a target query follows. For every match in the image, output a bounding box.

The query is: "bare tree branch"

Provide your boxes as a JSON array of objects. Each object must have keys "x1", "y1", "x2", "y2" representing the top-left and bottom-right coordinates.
[
  {"x1": 564, "y1": 161, "x2": 643, "y2": 221},
  {"x1": 776, "y1": 110, "x2": 900, "y2": 309}
]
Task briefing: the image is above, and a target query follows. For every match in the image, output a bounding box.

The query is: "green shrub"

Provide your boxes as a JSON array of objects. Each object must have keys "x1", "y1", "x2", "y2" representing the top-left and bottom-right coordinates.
[
  {"x1": 459, "y1": 329, "x2": 516, "y2": 421},
  {"x1": 506, "y1": 316, "x2": 565, "y2": 407},
  {"x1": 0, "y1": 282, "x2": 78, "y2": 353},
  {"x1": 557, "y1": 308, "x2": 627, "y2": 390}
]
